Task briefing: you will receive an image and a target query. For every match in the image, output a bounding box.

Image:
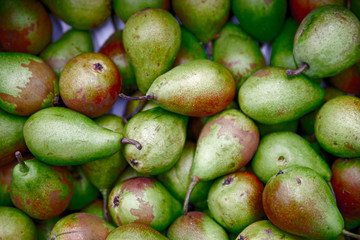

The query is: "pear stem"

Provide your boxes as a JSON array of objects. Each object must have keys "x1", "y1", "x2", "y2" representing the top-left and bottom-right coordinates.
[
  {"x1": 124, "y1": 100, "x2": 147, "y2": 123},
  {"x1": 15, "y1": 151, "x2": 28, "y2": 173},
  {"x1": 342, "y1": 229, "x2": 360, "y2": 239},
  {"x1": 111, "y1": 12, "x2": 118, "y2": 31},
  {"x1": 119, "y1": 93, "x2": 154, "y2": 101},
  {"x1": 183, "y1": 176, "x2": 200, "y2": 216},
  {"x1": 286, "y1": 63, "x2": 309, "y2": 76},
  {"x1": 53, "y1": 95, "x2": 60, "y2": 106},
  {"x1": 120, "y1": 138, "x2": 142, "y2": 150},
  {"x1": 206, "y1": 41, "x2": 213, "y2": 57},
  {"x1": 101, "y1": 189, "x2": 110, "y2": 222}
]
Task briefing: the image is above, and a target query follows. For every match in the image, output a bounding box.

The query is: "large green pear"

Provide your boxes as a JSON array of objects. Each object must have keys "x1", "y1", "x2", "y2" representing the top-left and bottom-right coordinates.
[
  {"x1": 123, "y1": 8, "x2": 181, "y2": 94},
  {"x1": 23, "y1": 107, "x2": 141, "y2": 166}
]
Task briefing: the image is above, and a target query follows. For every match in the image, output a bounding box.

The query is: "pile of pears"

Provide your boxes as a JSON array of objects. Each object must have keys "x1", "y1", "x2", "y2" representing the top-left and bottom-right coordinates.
[{"x1": 1, "y1": 0, "x2": 360, "y2": 239}]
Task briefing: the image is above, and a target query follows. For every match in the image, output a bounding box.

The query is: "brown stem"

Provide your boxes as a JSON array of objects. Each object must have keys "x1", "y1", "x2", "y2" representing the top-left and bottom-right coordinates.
[
  {"x1": 111, "y1": 12, "x2": 118, "y2": 31},
  {"x1": 206, "y1": 41, "x2": 213, "y2": 58},
  {"x1": 101, "y1": 189, "x2": 110, "y2": 222},
  {"x1": 125, "y1": 100, "x2": 147, "y2": 122},
  {"x1": 53, "y1": 95, "x2": 60, "y2": 106},
  {"x1": 183, "y1": 176, "x2": 200, "y2": 216},
  {"x1": 119, "y1": 93, "x2": 154, "y2": 101},
  {"x1": 286, "y1": 63, "x2": 309, "y2": 76},
  {"x1": 15, "y1": 151, "x2": 28, "y2": 173},
  {"x1": 120, "y1": 138, "x2": 142, "y2": 150},
  {"x1": 342, "y1": 229, "x2": 360, "y2": 239}
]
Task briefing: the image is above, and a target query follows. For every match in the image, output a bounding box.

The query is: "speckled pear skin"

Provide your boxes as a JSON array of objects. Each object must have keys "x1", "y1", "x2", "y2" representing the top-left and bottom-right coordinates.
[
  {"x1": 0, "y1": 206, "x2": 37, "y2": 240},
  {"x1": 0, "y1": 53, "x2": 59, "y2": 116},
  {"x1": 147, "y1": 59, "x2": 236, "y2": 117},
  {"x1": 172, "y1": 0, "x2": 230, "y2": 44},
  {"x1": 108, "y1": 177, "x2": 182, "y2": 232},
  {"x1": 191, "y1": 109, "x2": 259, "y2": 181},
  {"x1": 123, "y1": 8, "x2": 181, "y2": 94},
  {"x1": 106, "y1": 223, "x2": 169, "y2": 240},
  {"x1": 173, "y1": 27, "x2": 208, "y2": 67},
  {"x1": 293, "y1": 5, "x2": 360, "y2": 78},
  {"x1": 237, "y1": 220, "x2": 303, "y2": 240},
  {"x1": 315, "y1": 96, "x2": 360, "y2": 158},
  {"x1": 167, "y1": 211, "x2": 229, "y2": 240},
  {"x1": 157, "y1": 142, "x2": 212, "y2": 204},
  {"x1": 0, "y1": 108, "x2": 27, "y2": 166},
  {"x1": 41, "y1": 0, "x2": 111, "y2": 30},
  {"x1": 232, "y1": 0, "x2": 287, "y2": 43},
  {"x1": 270, "y1": 18, "x2": 298, "y2": 70},
  {"x1": 252, "y1": 132, "x2": 331, "y2": 183},
  {"x1": 40, "y1": 29, "x2": 94, "y2": 77},
  {"x1": 0, "y1": 0, "x2": 52, "y2": 54},
  {"x1": 49, "y1": 212, "x2": 114, "y2": 240},
  {"x1": 10, "y1": 159, "x2": 73, "y2": 220},
  {"x1": 213, "y1": 22, "x2": 266, "y2": 91},
  {"x1": 238, "y1": 66, "x2": 325, "y2": 124},
  {"x1": 263, "y1": 166, "x2": 344, "y2": 239},
  {"x1": 123, "y1": 107, "x2": 187, "y2": 175},
  {"x1": 23, "y1": 107, "x2": 123, "y2": 166}
]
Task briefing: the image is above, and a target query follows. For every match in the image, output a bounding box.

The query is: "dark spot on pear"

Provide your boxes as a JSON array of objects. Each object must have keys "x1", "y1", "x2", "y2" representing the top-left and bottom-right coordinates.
[
  {"x1": 296, "y1": 177, "x2": 301, "y2": 184},
  {"x1": 50, "y1": 237, "x2": 56, "y2": 240},
  {"x1": 130, "y1": 158, "x2": 139, "y2": 166},
  {"x1": 237, "y1": 235, "x2": 246, "y2": 240},
  {"x1": 278, "y1": 156, "x2": 285, "y2": 161},
  {"x1": 93, "y1": 63, "x2": 103, "y2": 71},
  {"x1": 113, "y1": 195, "x2": 120, "y2": 207},
  {"x1": 333, "y1": 142, "x2": 338, "y2": 146},
  {"x1": 222, "y1": 177, "x2": 233, "y2": 185},
  {"x1": 265, "y1": 228, "x2": 274, "y2": 234},
  {"x1": 276, "y1": 170, "x2": 284, "y2": 177}
]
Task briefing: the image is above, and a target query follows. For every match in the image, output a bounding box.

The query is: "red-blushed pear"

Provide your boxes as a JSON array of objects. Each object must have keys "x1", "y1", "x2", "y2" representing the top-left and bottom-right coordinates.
[
  {"x1": 328, "y1": 60, "x2": 360, "y2": 95},
  {"x1": 59, "y1": 52, "x2": 121, "y2": 118}
]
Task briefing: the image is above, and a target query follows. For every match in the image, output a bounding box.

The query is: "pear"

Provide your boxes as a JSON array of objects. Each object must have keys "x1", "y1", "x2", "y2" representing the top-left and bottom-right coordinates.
[
  {"x1": 36, "y1": 216, "x2": 60, "y2": 240},
  {"x1": 184, "y1": 109, "x2": 259, "y2": 214},
  {"x1": 82, "y1": 199, "x2": 106, "y2": 221},
  {"x1": 10, "y1": 153, "x2": 73, "y2": 219},
  {"x1": 113, "y1": 0, "x2": 170, "y2": 22},
  {"x1": 232, "y1": 0, "x2": 287, "y2": 42},
  {"x1": 167, "y1": 211, "x2": 229, "y2": 240},
  {"x1": 123, "y1": 8, "x2": 181, "y2": 94},
  {"x1": 108, "y1": 177, "x2": 182, "y2": 232},
  {"x1": 49, "y1": 212, "x2": 114, "y2": 240},
  {"x1": 0, "y1": 108, "x2": 27, "y2": 166},
  {"x1": 0, "y1": 0, "x2": 52, "y2": 54},
  {"x1": 252, "y1": 131, "x2": 331, "y2": 183},
  {"x1": 237, "y1": 220, "x2": 302, "y2": 240},
  {"x1": 120, "y1": 59, "x2": 236, "y2": 117},
  {"x1": 315, "y1": 96, "x2": 360, "y2": 158},
  {"x1": 328, "y1": 60, "x2": 360, "y2": 95},
  {"x1": 0, "y1": 206, "x2": 37, "y2": 240},
  {"x1": 40, "y1": 29, "x2": 94, "y2": 77},
  {"x1": 41, "y1": 0, "x2": 111, "y2": 30},
  {"x1": 207, "y1": 171, "x2": 265, "y2": 233},
  {"x1": 238, "y1": 66, "x2": 325, "y2": 124},
  {"x1": 116, "y1": 166, "x2": 149, "y2": 183},
  {"x1": 213, "y1": 22, "x2": 266, "y2": 90},
  {"x1": 123, "y1": 107, "x2": 187, "y2": 175},
  {"x1": 263, "y1": 166, "x2": 344, "y2": 239},
  {"x1": 106, "y1": 223, "x2": 169, "y2": 240},
  {"x1": 172, "y1": 0, "x2": 230, "y2": 44},
  {"x1": 0, "y1": 52, "x2": 59, "y2": 116},
  {"x1": 23, "y1": 107, "x2": 141, "y2": 166},
  {"x1": 288, "y1": 5, "x2": 360, "y2": 78}
]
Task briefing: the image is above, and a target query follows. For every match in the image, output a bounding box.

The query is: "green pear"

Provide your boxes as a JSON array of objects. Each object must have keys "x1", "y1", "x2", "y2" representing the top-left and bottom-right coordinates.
[
  {"x1": 172, "y1": 0, "x2": 230, "y2": 44},
  {"x1": 123, "y1": 107, "x2": 187, "y2": 175},
  {"x1": 173, "y1": 26, "x2": 208, "y2": 67},
  {"x1": 315, "y1": 96, "x2": 360, "y2": 158},
  {"x1": 0, "y1": 108, "x2": 27, "y2": 166},
  {"x1": 82, "y1": 200, "x2": 106, "y2": 220},
  {"x1": 289, "y1": 5, "x2": 360, "y2": 78},
  {"x1": 238, "y1": 66, "x2": 325, "y2": 124},
  {"x1": 207, "y1": 171, "x2": 265, "y2": 233},
  {"x1": 167, "y1": 211, "x2": 229, "y2": 240},
  {"x1": 232, "y1": 0, "x2": 287, "y2": 42},
  {"x1": 270, "y1": 18, "x2": 299, "y2": 70},
  {"x1": 108, "y1": 177, "x2": 182, "y2": 232},
  {"x1": 0, "y1": 206, "x2": 37, "y2": 240},
  {"x1": 40, "y1": 29, "x2": 94, "y2": 77},
  {"x1": 263, "y1": 166, "x2": 344, "y2": 239},
  {"x1": 41, "y1": 0, "x2": 111, "y2": 30},
  {"x1": 252, "y1": 132, "x2": 331, "y2": 183},
  {"x1": 123, "y1": 8, "x2": 181, "y2": 94},
  {"x1": 237, "y1": 220, "x2": 302, "y2": 240},
  {"x1": 106, "y1": 223, "x2": 169, "y2": 240},
  {"x1": 23, "y1": 107, "x2": 141, "y2": 166},
  {"x1": 213, "y1": 22, "x2": 266, "y2": 90},
  {"x1": 0, "y1": 52, "x2": 59, "y2": 116}
]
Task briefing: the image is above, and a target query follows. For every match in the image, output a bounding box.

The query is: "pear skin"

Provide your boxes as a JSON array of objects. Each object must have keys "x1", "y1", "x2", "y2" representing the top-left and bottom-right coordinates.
[{"x1": 106, "y1": 223, "x2": 169, "y2": 240}]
